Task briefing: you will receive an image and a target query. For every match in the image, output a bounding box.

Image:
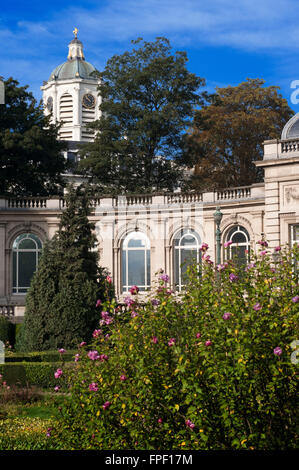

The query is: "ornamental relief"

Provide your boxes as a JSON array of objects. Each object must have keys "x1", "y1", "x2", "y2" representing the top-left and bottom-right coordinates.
[{"x1": 283, "y1": 185, "x2": 299, "y2": 213}]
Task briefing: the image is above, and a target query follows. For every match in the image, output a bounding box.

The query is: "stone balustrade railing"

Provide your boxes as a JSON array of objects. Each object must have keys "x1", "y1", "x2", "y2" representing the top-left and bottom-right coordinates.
[
  {"x1": 0, "y1": 184, "x2": 263, "y2": 211},
  {"x1": 281, "y1": 139, "x2": 299, "y2": 153},
  {"x1": 0, "y1": 305, "x2": 14, "y2": 318},
  {"x1": 216, "y1": 186, "x2": 251, "y2": 201}
]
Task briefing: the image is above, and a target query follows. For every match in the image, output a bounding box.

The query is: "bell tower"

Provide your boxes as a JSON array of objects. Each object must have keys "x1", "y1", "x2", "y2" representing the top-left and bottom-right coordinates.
[{"x1": 41, "y1": 29, "x2": 101, "y2": 144}]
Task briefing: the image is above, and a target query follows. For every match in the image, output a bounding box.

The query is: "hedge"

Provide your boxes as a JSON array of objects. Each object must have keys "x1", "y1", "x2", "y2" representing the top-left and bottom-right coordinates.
[
  {"x1": 0, "y1": 362, "x2": 74, "y2": 389},
  {"x1": 4, "y1": 350, "x2": 77, "y2": 363}
]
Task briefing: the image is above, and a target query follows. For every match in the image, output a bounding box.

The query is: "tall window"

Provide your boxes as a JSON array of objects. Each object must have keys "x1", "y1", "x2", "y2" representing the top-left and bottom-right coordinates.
[
  {"x1": 290, "y1": 224, "x2": 299, "y2": 247},
  {"x1": 225, "y1": 225, "x2": 250, "y2": 266},
  {"x1": 174, "y1": 229, "x2": 201, "y2": 291},
  {"x1": 291, "y1": 224, "x2": 299, "y2": 270},
  {"x1": 122, "y1": 231, "x2": 150, "y2": 293},
  {"x1": 12, "y1": 233, "x2": 42, "y2": 294}
]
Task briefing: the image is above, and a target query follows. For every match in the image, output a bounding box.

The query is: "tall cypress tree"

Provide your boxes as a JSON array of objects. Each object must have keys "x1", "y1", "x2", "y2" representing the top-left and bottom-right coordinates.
[{"x1": 19, "y1": 184, "x2": 112, "y2": 351}]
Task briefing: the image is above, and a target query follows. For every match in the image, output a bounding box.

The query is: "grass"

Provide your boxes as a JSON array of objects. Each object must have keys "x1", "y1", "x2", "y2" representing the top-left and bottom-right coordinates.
[{"x1": 0, "y1": 388, "x2": 66, "y2": 449}]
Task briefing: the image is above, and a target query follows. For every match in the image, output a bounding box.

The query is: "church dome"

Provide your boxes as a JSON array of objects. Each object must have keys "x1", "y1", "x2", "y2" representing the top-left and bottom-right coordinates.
[
  {"x1": 49, "y1": 60, "x2": 96, "y2": 81},
  {"x1": 48, "y1": 31, "x2": 98, "y2": 82}
]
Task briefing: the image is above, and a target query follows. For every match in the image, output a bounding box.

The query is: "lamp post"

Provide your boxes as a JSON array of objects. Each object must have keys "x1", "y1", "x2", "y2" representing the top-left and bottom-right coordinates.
[{"x1": 214, "y1": 206, "x2": 223, "y2": 266}]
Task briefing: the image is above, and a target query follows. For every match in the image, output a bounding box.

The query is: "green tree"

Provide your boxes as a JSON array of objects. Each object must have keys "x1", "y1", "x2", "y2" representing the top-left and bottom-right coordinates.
[
  {"x1": 20, "y1": 184, "x2": 113, "y2": 351},
  {"x1": 187, "y1": 78, "x2": 294, "y2": 190},
  {"x1": 0, "y1": 77, "x2": 67, "y2": 196},
  {"x1": 79, "y1": 37, "x2": 205, "y2": 193}
]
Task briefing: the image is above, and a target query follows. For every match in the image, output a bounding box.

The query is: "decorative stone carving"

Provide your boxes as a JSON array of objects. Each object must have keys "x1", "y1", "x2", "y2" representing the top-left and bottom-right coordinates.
[{"x1": 285, "y1": 187, "x2": 299, "y2": 203}]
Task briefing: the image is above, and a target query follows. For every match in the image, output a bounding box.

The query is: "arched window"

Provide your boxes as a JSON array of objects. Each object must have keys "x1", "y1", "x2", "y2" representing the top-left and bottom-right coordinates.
[
  {"x1": 225, "y1": 225, "x2": 250, "y2": 266},
  {"x1": 174, "y1": 229, "x2": 201, "y2": 291},
  {"x1": 12, "y1": 233, "x2": 42, "y2": 294},
  {"x1": 121, "y1": 231, "x2": 150, "y2": 293}
]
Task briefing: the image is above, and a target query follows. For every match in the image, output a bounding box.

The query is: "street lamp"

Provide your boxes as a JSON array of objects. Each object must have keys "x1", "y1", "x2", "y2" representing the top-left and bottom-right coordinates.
[{"x1": 214, "y1": 206, "x2": 223, "y2": 266}]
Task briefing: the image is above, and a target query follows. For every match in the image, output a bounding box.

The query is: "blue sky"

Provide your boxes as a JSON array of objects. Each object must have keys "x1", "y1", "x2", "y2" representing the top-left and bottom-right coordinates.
[{"x1": 1, "y1": 0, "x2": 299, "y2": 113}]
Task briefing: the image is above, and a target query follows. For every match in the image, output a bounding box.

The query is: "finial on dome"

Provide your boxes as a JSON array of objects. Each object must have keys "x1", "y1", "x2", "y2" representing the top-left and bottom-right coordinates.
[{"x1": 68, "y1": 29, "x2": 85, "y2": 61}]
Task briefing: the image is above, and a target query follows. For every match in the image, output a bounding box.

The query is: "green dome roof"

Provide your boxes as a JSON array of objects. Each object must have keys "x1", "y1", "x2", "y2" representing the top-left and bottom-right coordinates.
[{"x1": 48, "y1": 59, "x2": 96, "y2": 81}]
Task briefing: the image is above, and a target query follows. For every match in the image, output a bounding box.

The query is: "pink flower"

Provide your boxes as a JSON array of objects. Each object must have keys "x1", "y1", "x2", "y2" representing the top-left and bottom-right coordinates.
[
  {"x1": 54, "y1": 368, "x2": 63, "y2": 379},
  {"x1": 88, "y1": 350, "x2": 100, "y2": 361},
  {"x1": 273, "y1": 347, "x2": 282, "y2": 356},
  {"x1": 196, "y1": 332, "x2": 201, "y2": 338},
  {"x1": 200, "y1": 242, "x2": 209, "y2": 252},
  {"x1": 54, "y1": 386, "x2": 60, "y2": 392},
  {"x1": 185, "y1": 419, "x2": 195, "y2": 430},
  {"x1": 159, "y1": 274, "x2": 169, "y2": 283},
  {"x1": 253, "y1": 303, "x2": 262, "y2": 311},
  {"x1": 224, "y1": 240, "x2": 232, "y2": 248},
  {"x1": 106, "y1": 276, "x2": 112, "y2": 284},
  {"x1": 168, "y1": 338, "x2": 176, "y2": 347},
  {"x1": 205, "y1": 340, "x2": 212, "y2": 347},
  {"x1": 216, "y1": 264, "x2": 226, "y2": 272},
  {"x1": 274, "y1": 246, "x2": 281, "y2": 252},
  {"x1": 260, "y1": 250, "x2": 267, "y2": 256},
  {"x1": 92, "y1": 329, "x2": 102, "y2": 338},
  {"x1": 292, "y1": 295, "x2": 299, "y2": 303},
  {"x1": 152, "y1": 336, "x2": 158, "y2": 344},
  {"x1": 79, "y1": 342, "x2": 86, "y2": 347},
  {"x1": 124, "y1": 296, "x2": 135, "y2": 307},
  {"x1": 131, "y1": 311, "x2": 138, "y2": 318},
  {"x1": 229, "y1": 273, "x2": 238, "y2": 282},
  {"x1": 89, "y1": 382, "x2": 99, "y2": 392},
  {"x1": 157, "y1": 418, "x2": 163, "y2": 424},
  {"x1": 120, "y1": 375, "x2": 127, "y2": 381},
  {"x1": 75, "y1": 354, "x2": 80, "y2": 362},
  {"x1": 58, "y1": 348, "x2": 65, "y2": 354},
  {"x1": 99, "y1": 354, "x2": 109, "y2": 362},
  {"x1": 258, "y1": 240, "x2": 268, "y2": 247},
  {"x1": 103, "y1": 401, "x2": 111, "y2": 410},
  {"x1": 222, "y1": 312, "x2": 232, "y2": 320},
  {"x1": 129, "y1": 285, "x2": 139, "y2": 295},
  {"x1": 96, "y1": 299, "x2": 102, "y2": 307}
]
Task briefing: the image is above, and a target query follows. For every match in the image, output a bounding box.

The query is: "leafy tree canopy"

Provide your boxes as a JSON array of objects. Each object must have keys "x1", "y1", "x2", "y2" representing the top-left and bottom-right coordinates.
[
  {"x1": 79, "y1": 37, "x2": 206, "y2": 194},
  {"x1": 0, "y1": 77, "x2": 67, "y2": 197},
  {"x1": 186, "y1": 78, "x2": 294, "y2": 191}
]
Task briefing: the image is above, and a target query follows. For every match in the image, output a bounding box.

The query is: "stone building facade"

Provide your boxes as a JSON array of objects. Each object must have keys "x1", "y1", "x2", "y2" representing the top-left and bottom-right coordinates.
[{"x1": 0, "y1": 34, "x2": 299, "y2": 322}]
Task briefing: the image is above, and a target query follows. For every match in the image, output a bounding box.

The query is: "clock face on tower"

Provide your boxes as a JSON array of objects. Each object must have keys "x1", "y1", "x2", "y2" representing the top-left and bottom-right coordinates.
[
  {"x1": 46, "y1": 96, "x2": 53, "y2": 112},
  {"x1": 82, "y1": 93, "x2": 95, "y2": 109}
]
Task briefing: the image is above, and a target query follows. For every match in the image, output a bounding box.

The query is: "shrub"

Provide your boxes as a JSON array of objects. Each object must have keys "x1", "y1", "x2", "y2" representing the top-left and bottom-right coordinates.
[
  {"x1": 5, "y1": 350, "x2": 77, "y2": 363},
  {"x1": 0, "y1": 317, "x2": 15, "y2": 346},
  {"x1": 0, "y1": 362, "x2": 73, "y2": 389},
  {"x1": 50, "y1": 242, "x2": 299, "y2": 450},
  {"x1": 0, "y1": 417, "x2": 59, "y2": 450}
]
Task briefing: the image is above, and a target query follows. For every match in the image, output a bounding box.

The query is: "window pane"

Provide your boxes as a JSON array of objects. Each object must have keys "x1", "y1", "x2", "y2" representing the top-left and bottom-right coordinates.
[
  {"x1": 13, "y1": 251, "x2": 17, "y2": 289},
  {"x1": 128, "y1": 250, "x2": 145, "y2": 286},
  {"x1": 18, "y1": 239, "x2": 36, "y2": 250},
  {"x1": 146, "y1": 250, "x2": 150, "y2": 286},
  {"x1": 181, "y1": 235, "x2": 197, "y2": 246},
  {"x1": 231, "y1": 246, "x2": 248, "y2": 266},
  {"x1": 181, "y1": 249, "x2": 197, "y2": 280},
  {"x1": 18, "y1": 252, "x2": 36, "y2": 288},
  {"x1": 128, "y1": 238, "x2": 146, "y2": 248},
  {"x1": 231, "y1": 232, "x2": 246, "y2": 243},
  {"x1": 122, "y1": 250, "x2": 127, "y2": 289}
]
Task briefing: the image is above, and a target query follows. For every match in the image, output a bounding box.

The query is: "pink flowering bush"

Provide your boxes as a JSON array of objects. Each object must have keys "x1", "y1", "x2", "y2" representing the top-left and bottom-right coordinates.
[{"x1": 51, "y1": 244, "x2": 298, "y2": 450}]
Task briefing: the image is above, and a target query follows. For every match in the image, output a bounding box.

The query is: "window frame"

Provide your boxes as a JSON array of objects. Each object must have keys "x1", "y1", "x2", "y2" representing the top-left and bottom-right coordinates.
[
  {"x1": 12, "y1": 233, "x2": 42, "y2": 295},
  {"x1": 121, "y1": 231, "x2": 151, "y2": 293},
  {"x1": 173, "y1": 228, "x2": 201, "y2": 292}
]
